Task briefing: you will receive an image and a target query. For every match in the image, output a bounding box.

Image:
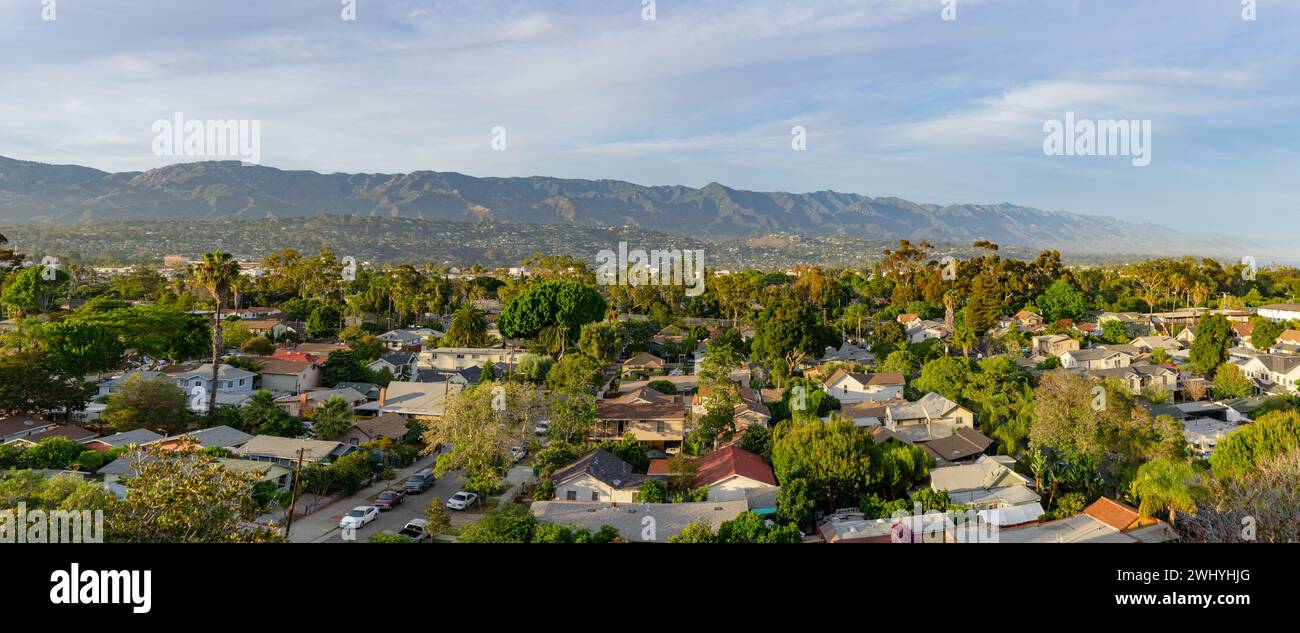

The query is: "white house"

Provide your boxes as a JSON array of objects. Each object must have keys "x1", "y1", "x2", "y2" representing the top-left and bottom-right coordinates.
[
  {"x1": 1059, "y1": 348, "x2": 1133, "y2": 371},
  {"x1": 822, "y1": 369, "x2": 906, "y2": 404},
  {"x1": 419, "y1": 347, "x2": 525, "y2": 371},
  {"x1": 378, "y1": 328, "x2": 440, "y2": 350},
  {"x1": 1236, "y1": 353, "x2": 1300, "y2": 394},
  {"x1": 367, "y1": 351, "x2": 419, "y2": 381},
  {"x1": 167, "y1": 364, "x2": 257, "y2": 412},
  {"x1": 1257, "y1": 303, "x2": 1300, "y2": 322},
  {"x1": 550, "y1": 449, "x2": 644, "y2": 503}
]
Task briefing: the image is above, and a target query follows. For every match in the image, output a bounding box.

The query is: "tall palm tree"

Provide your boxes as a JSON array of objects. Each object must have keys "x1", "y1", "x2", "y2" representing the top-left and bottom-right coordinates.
[
  {"x1": 192, "y1": 251, "x2": 241, "y2": 414},
  {"x1": 446, "y1": 303, "x2": 488, "y2": 347},
  {"x1": 1134, "y1": 458, "x2": 1199, "y2": 526}
]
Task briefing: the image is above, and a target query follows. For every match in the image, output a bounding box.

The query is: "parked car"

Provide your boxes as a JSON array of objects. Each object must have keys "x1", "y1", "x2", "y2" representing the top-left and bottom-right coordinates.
[
  {"x1": 373, "y1": 490, "x2": 404, "y2": 511},
  {"x1": 397, "y1": 519, "x2": 433, "y2": 543},
  {"x1": 403, "y1": 468, "x2": 436, "y2": 494},
  {"x1": 445, "y1": 491, "x2": 478, "y2": 510},
  {"x1": 339, "y1": 505, "x2": 379, "y2": 530},
  {"x1": 533, "y1": 419, "x2": 550, "y2": 435},
  {"x1": 508, "y1": 445, "x2": 528, "y2": 463}
]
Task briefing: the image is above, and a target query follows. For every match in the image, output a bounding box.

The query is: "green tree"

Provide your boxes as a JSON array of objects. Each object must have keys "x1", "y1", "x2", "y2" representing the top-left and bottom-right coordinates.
[
  {"x1": 108, "y1": 446, "x2": 285, "y2": 542},
  {"x1": 516, "y1": 353, "x2": 554, "y2": 383},
  {"x1": 1209, "y1": 410, "x2": 1300, "y2": 480},
  {"x1": 241, "y1": 335, "x2": 276, "y2": 356},
  {"x1": 1189, "y1": 314, "x2": 1231, "y2": 374},
  {"x1": 424, "y1": 497, "x2": 453, "y2": 538},
  {"x1": 715, "y1": 511, "x2": 802, "y2": 543},
  {"x1": 1133, "y1": 458, "x2": 1199, "y2": 525},
  {"x1": 321, "y1": 350, "x2": 370, "y2": 387},
  {"x1": 545, "y1": 353, "x2": 605, "y2": 393},
  {"x1": 18, "y1": 437, "x2": 88, "y2": 469},
  {"x1": 634, "y1": 479, "x2": 668, "y2": 503},
  {"x1": 306, "y1": 304, "x2": 341, "y2": 339},
  {"x1": 912, "y1": 356, "x2": 972, "y2": 401},
  {"x1": 443, "y1": 303, "x2": 490, "y2": 347},
  {"x1": 1037, "y1": 280, "x2": 1087, "y2": 323},
  {"x1": 1, "y1": 264, "x2": 69, "y2": 316},
  {"x1": 667, "y1": 519, "x2": 716, "y2": 543},
  {"x1": 103, "y1": 374, "x2": 190, "y2": 434},
  {"x1": 776, "y1": 477, "x2": 816, "y2": 526},
  {"x1": 311, "y1": 395, "x2": 354, "y2": 439},
  {"x1": 456, "y1": 503, "x2": 539, "y2": 543},
  {"x1": 546, "y1": 391, "x2": 596, "y2": 444},
  {"x1": 1212, "y1": 363, "x2": 1253, "y2": 400},
  {"x1": 498, "y1": 280, "x2": 606, "y2": 340},
  {"x1": 578, "y1": 321, "x2": 625, "y2": 363}
]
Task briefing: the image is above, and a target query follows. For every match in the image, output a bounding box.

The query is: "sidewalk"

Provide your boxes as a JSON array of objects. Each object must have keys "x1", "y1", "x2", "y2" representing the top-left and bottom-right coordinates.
[{"x1": 286, "y1": 451, "x2": 442, "y2": 543}]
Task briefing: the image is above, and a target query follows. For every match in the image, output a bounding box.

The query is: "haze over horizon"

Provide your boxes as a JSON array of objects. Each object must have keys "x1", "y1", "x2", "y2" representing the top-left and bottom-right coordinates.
[{"x1": 2, "y1": 0, "x2": 1298, "y2": 239}]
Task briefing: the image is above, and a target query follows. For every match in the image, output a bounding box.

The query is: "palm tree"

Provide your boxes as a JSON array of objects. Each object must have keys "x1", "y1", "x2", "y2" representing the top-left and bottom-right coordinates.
[
  {"x1": 192, "y1": 251, "x2": 241, "y2": 414},
  {"x1": 446, "y1": 303, "x2": 488, "y2": 347},
  {"x1": 310, "y1": 396, "x2": 354, "y2": 439},
  {"x1": 1133, "y1": 458, "x2": 1199, "y2": 526},
  {"x1": 539, "y1": 324, "x2": 570, "y2": 356}
]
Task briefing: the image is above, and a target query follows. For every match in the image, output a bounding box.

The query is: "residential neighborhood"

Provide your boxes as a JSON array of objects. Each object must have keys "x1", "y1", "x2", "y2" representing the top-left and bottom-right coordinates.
[{"x1": 2, "y1": 239, "x2": 1296, "y2": 548}]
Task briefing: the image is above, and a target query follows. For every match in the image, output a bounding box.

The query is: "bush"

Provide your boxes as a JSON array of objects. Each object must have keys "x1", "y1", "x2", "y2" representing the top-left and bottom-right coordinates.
[
  {"x1": 369, "y1": 533, "x2": 414, "y2": 543},
  {"x1": 75, "y1": 450, "x2": 106, "y2": 472}
]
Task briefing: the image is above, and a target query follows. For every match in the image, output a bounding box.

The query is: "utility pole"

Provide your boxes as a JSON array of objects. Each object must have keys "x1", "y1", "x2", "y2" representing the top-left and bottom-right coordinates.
[{"x1": 284, "y1": 448, "x2": 307, "y2": 539}]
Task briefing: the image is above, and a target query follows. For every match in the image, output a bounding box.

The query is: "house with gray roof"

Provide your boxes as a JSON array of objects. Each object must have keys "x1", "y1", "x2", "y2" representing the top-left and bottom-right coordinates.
[
  {"x1": 529, "y1": 499, "x2": 749, "y2": 543},
  {"x1": 551, "y1": 449, "x2": 646, "y2": 503}
]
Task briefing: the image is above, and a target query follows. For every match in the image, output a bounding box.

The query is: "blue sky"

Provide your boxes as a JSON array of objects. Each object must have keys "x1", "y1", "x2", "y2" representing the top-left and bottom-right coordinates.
[{"x1": 1, "y1": 0, "x2": 1297, "y2": 237}]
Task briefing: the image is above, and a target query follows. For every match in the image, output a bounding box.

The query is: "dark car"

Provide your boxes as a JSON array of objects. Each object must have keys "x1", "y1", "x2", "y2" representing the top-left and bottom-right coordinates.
[
  {"x1": 372, "y1": 490, "x2": 405, "y2": 511},
  {"x1": 402, "y1": 469, "x2": 436, "y2": 494}
]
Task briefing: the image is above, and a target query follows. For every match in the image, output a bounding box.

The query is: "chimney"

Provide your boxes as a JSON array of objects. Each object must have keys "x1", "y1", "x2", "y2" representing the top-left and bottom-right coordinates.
[
  {"x1": 378, "y1": 387, "x2": 387, "y2": 407},
  {"x1": 299, "y1": 391, "x2": 309, "y2": 415}
]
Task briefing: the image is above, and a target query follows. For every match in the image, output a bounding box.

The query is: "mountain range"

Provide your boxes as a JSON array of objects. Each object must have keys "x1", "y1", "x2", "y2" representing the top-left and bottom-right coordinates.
[{"x1": 0, "y1": 156, "x2": 1259, "y2": 257}]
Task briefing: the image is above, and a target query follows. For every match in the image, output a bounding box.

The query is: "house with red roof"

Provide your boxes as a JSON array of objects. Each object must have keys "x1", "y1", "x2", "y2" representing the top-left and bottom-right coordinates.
[{"x1": 649, "y1": 445, "x2": 777, "y2": 502}]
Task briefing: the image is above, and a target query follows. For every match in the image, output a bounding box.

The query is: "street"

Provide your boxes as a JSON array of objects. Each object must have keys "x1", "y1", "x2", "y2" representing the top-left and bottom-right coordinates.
[{"x1": 287, "y1": 454, "x2": 534, "y2": 543}]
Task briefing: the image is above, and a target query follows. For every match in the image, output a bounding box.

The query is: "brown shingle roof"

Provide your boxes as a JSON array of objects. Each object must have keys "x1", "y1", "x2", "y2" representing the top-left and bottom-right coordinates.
[{"x1": 350, "y1": 412, "x2": 410, "y2": 441}]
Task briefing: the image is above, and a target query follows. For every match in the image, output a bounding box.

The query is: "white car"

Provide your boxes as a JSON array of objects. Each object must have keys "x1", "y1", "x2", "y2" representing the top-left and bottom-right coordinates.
[
  {"x1": 445, "y1": 491, "x2": 478, "y2": 511},
  {"x1": 533, "y1": 419, "x2": 550, "y2": 435},
  {"x1": 339, "y1": 505, "x2": 379, "y2": 529},
  {"x1": 508, "y1": 445, "x2": 528, "y2": 463}
]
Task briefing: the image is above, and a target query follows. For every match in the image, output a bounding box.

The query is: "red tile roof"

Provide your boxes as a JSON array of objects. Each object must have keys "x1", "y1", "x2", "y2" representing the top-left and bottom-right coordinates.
[
  {"x1": 1084, "y1": 497, "x2": 1143, "y2": 531},
  {"x1": 694, "y1": 445, "x2": 777, "y2": 488}
]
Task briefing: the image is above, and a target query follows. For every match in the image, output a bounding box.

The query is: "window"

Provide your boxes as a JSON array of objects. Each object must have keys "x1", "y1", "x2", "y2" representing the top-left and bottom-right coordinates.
[
  {"x1": 566, "y1": 491, "x2": 577, "y2": 501},
  {"x1": 591, "y1": 491, "x2": 600, "y2": 501},
  {"x1": 657, "y1": 421, "x2": 665, "y2": 433}
]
